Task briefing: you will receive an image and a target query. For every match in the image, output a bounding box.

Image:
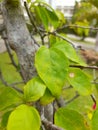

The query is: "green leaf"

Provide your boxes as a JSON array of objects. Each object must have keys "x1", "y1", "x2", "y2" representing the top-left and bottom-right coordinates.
[
  {"x1": 92, "y1": 107, "x2": 98, "y2": 130},
  {"x1": 67, "y1": 68, "x2": 92, "y2": 96},
  {"x1": 35, "y1": 6, "x2": 48, "y2": 30},
  {"x1": 35, "y1": 46, "x2": 69, "y2": 97},
  {"x1": 24, "y1": 77, "x2": 46, "y2": 102},
  {"x1": 49, "y1": 35, "x2": 57, "y2": 46},
  {"x1": 52, "y1": 40, "x2": 86, "y2": 66},
  {"x1": 55, "y1": 108, "x2": 90, "y2": 130},
  {"x1": 27, "y1": 0, "x2": 31, "y2": 3},
  {"x1": 55, "y1": 10, "x2": 66, "y2": 26},
  {"x1": 74, "y1": 21, "x2": 89, "y2": 36},
  {"x1": 0, "y1": 86, "x2": 23, "y2": 111},
  {"x1": 30, "y1": 2, "x2": 59, "y2": 30},
  {"x1": 7, "y1": 104, "x2": 41, "y2": 130},
  {"x1": 45, "y1": 7, "x2": 59, "y2": 28},
  {"x1": 1, "y1": 111, "x2": 12, "y2": 128},
  {"x1": 40, "y1": 88, "x2": 55, "y2": 105}
]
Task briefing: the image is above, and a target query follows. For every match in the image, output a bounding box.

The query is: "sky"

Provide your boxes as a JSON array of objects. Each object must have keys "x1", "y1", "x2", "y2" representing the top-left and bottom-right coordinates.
[{"x1": 46, "y1": 0, "x2": 81, "y2": 7}]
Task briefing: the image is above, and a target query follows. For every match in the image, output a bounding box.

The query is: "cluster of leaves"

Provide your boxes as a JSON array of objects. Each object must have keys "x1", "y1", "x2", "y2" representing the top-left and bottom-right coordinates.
[
  {"x1": 72, "y1": 1, "x2": 98, "y2": 37},
  {"x1": 0, "y1": 0, "x2": 98, "y2": 130},
  {"x1": 72, "y1": 20, "x2": 89, "y2": 36},
  {"x1": 28, "y1": 0, "x2": 66, "y2": 31}
]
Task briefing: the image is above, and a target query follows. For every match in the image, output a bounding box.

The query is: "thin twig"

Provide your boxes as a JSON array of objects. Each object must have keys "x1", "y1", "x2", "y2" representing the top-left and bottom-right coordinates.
[
  {"x1": 48, "y1": 32, "x2": 76, "y2": 48},
  {"x1": 65, "y1": 93, "x2": 79, "y2": 105},
  {"x1": 69, "y1": 24, "x2": 98, "y2": 31},
  {"x1": 10, "y1": 81, "x2": 24, "y2": 86},
  {"x1": 2, "y1": 32, "x2": 26, "y2": 82},
  {"x1": 92, "y1": 81, "x2": 98, "y2": 84},
  {"x1": 63, "y1": 85, "x2": 72, "y2": 90},
  {"x1": 70, "y1": 65, "x2": 98, "y2": 70},
  {"x1": 0, "y1": 70, "x2": 23, "y2": 93},
  {"x1": 24, "y1": 2, "x2": 38, "y2": 32},
  {"x1": 55, "y1": 24, "x2": 98, "y2": 32},
  {"x1": 24, "y1": 1, "x2": 45, "y2": 45},
  {"x1": 91, "y1": 94, "x2": 96, "y2": 105},
  {"x1": 2, "y1": 31, "x2": 18, "y2": 69},
  {"x1": 39, "y1": 28, "x2": 78, "y2": 48},
  {"x1": 91, "y1": 94, "x2": 97, "y2": 110}
]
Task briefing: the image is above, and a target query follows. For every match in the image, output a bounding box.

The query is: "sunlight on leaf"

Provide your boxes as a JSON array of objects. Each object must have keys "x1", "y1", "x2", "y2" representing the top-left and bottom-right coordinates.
[
  {"x1": 55, "y1": 108, "x2": 90, "y2": 130},
  {"x1": 7, "y1": 104, "x2": 41, "y2": 130},
  {"x1": 52, "y1": 40, "x2": 86, "y2": 66},
  {"x1": 0, "y1": 86, "x2": 23, "y2": 111},
  {"x1": 67, "y1": 68, "x2": 92, "y2": 96},
  {"x1": 24, "y1": 77, "x2": 46, "y2": 102},
  {"x1": 35, "y1": 46, "x2": 69, "y2": 97},
  {"x1": 92, "y1": 107, "x2": 98, "y2": 130}
]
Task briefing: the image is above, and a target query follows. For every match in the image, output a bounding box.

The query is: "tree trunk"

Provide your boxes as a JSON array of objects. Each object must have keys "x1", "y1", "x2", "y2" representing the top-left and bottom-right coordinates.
[
  {"x1": 1, "y1": 1, "x2": 54, "y2": 129},
  {"x1": 95, "y1": 32, "x2": 98, "y2": 52},
  {"x1": 1, "y1": 0, "x2": 38, "y2": 82}
]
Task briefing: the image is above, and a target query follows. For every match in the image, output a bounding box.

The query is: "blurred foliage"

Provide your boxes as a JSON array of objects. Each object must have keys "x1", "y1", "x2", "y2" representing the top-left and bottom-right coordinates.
[{"x1": 72, "y1": 0, "x2": 98, "y2": 37}]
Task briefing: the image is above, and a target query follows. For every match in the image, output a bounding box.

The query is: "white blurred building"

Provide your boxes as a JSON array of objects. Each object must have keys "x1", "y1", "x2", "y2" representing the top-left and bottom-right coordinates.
[
  {"x1": 22, "y1": 0, "x2": 77, "y2": 20},
  {"x1": 46, "y1": 0, "x2": 75, "y2": 19}
]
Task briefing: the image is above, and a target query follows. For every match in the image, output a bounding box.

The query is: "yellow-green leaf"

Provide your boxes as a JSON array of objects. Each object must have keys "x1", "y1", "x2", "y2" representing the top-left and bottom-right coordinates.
[
  {"x1": 35, "y1": 46, "x2": 69, "y2": 97},
  {"x1": 67, "y1": 68, "x2": 92, "y2": 96},
  {"x1": 52, "y1": 40, "x2": 86, "y2": 66},
  {"x1": 92, "y1": 107, "x2": 98, "y2": 130},
  {"x1": 7, "y1": 104, "x2": 41, "y2": 130},
  {"x1": 40, "y1": 88, "x2": 55, "y2": 105},
  {"x1": 0, "y1": 86, "x2": 22, "y2": 111},
  {"x1": 55, "y1": 108, "x2": 90, "y2": 130},
  {"x1": 24, "y1": 77, "x2": 46, "y2": 102}
]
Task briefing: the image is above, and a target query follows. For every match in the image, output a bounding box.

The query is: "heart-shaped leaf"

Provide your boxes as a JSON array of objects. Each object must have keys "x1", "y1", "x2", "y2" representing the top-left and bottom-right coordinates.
[
  {"x1": 0, "y1": 86, "x2": 22, "y2": 111},
  {"x1": 52, "y1": 40, "x2": 86, "y2": 66},
  {"x1": 35, "y1": 46, "x2": 69, "y2": 97},
  {"x1": 55, "y1": 108, "x2": 90, "y2": 130},
  {"x1": 24, "y1": 77, "x2": 46, "y2": 102},
  {"x1": 7, "y1": 104, "x2": 41, "y2": 130}
]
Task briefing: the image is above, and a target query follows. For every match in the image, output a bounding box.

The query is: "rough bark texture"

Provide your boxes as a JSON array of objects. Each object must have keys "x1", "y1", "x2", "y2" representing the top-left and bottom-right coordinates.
[
  {"x1": 1, "y1": 0, "x2": 54, "y2": 129},
  {"x1": 1, "y1": 0, "x2": 38, "y2": 82}
]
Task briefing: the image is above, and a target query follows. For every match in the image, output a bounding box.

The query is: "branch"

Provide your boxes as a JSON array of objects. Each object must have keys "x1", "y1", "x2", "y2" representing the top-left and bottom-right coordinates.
[
  {"x1": 65, "y1": 93, "x2": 79, "y2": 105},
  {"x1": 24, "y1": 2, "x2": 38, "y2": 32},
  {"x1": 42, "y1": 117, "x2": 64, "y2": 130},
  {"x1": 24, "y1": 1, "x2": 45, "y2": 45},
  {"x1": 70, "y1": 65, "x2": 98, "y2": 70},
  {"x1": 0, "y1": 69, "x2": 23, "y2": 93},
  {"x1": 56, "y1": 96, "x2": 65, "y2": 107},
  {"x1": 91, "y1": 94, "x2": 97, "y2": 110},
  {"x1": 63, "y1": 85, "x2": 72, "y2": 90},
  {"x1": 0, "y1": 23, "x2": 5, "y2": 32},
  {"x1": 55, "y1": 24, "x2": 98, "y2": 32},
  {"x1": 2, "y1": 31, "x2": 18, "y2": 68},
  {"x1": 10, "y1": 81, "x2": 24, "y2": 86},
  {"x1": 92, "y1": 81, "x2": 98, "y2": 84},
  {"x1": 2, "y1": 31, "x2": 26, "y2": 82},
  {"x1": 39, "y1": 27, "x2": 78, "y2": 48},
  {"x1": 69, "y1": 24, "x2": 98, "y2": 31},
  {"x1": 91, "y1": 94, "x2": 96, "y2": 105},
  {"x1": 48, "y1": 32, "x2": 76, "y2": 48}
]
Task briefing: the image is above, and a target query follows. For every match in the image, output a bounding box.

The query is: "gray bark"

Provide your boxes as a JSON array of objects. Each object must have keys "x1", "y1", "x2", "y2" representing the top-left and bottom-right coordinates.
[
  {"x1": 95, "y1": 32, "x2": 98, "y2": 52},
  {"x1": 1, "y1": 0, "x2": 38, "y2": 82},
  {"x1": 1, "y1": 0, "x2": 54, "y2": 129}
]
